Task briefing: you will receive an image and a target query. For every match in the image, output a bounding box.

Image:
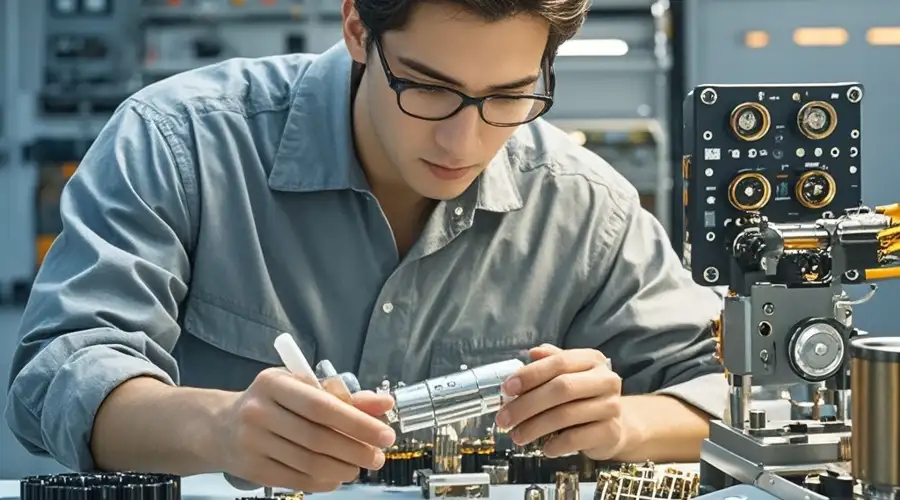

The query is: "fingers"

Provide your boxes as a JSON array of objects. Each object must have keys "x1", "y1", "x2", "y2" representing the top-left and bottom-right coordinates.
[
  {"x1": 498, "y1": 367, "x2": 620, "y2": 428},
  {"x1": 541, "y1": 419, "x2": 622, "y2": 459},
  {"x1": 260, "y1": 397, "x2": 387, "y2": 470},
  {"x1": 351, "y1": 390, "x2": 396, "y2": 416},
  {"x1": 508, "y1": 396, "x2": 620, "y2": 447},
  {"x1": 503, "y1": 348, "x2": 606, "y2": 397},
  {"x1": 264, "y1": 371, "x2": 396, "y2": 449},
  {"x1": 528, "y1": 343, "x2": 563, "y2": 360},
  {"x1": 258, "y1": 427, "x2": 361, "y2": 484}
]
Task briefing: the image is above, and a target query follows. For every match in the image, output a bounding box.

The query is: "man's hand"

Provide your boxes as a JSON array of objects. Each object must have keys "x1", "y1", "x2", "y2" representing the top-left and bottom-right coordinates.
[
  {"x1": 213, "y1": 368, "x2": 397, "y2": 492},
  {"x1": 494, "y1": 344, "x2": 628, "y2": 460}
]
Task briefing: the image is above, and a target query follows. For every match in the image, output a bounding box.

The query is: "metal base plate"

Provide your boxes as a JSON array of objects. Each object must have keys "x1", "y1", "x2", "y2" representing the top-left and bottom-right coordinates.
[{"x1": 700, "y1": 420, "x2": 852, "y2": 500}]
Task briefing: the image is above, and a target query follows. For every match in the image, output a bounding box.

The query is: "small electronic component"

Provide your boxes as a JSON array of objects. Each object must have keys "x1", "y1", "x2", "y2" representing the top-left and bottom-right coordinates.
[
  {"x1": 420, "y1": 471, "x2": 490, "y2": 499},
  {"x1": 594, "y1": 462, "x2": 699, "y2": 500},
  {"x1": 525, "y1": 484, "x2": 547, "y2": 500},
  {"x1": 555, "y1": 471, "x2": 580, "y2": 500},
  {"x1": 482, "y1": 464, "x2": 509, "y2": 485},
  {"x1": 20, "y1": 473, "x2": 181, "y2": 500}
]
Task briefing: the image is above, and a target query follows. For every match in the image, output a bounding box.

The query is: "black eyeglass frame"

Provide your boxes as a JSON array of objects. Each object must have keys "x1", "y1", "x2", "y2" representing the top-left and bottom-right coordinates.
[{"x1": 373, "y1": 38, "x2": 556, "y2": 127}]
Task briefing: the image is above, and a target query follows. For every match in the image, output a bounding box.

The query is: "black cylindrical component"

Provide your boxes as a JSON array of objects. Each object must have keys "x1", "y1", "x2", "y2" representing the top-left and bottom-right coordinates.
[
  {"x1": 510, "y1": 454, "x2": 527, "y2": 484},
  {"x1": 818, "y1": 473, "x2": 854, "y2": 500},
  {"x1": 749, "y1": 409, "x2": 766, "y2": 429},
  {"x1": 460, "y1": 440, "x2": 477, "y2": 474},
  {"x1": 21, "y1": 473, "x2": 180, "y2": 500},
  {"x1": 851, "y1": 337, "x2": 900, "y2": 491}
]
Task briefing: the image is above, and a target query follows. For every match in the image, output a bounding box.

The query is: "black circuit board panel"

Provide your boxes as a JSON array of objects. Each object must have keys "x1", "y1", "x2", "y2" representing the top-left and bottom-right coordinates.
[{"x1": 681, "y1": 82, "x2": 863, "y2": 287}]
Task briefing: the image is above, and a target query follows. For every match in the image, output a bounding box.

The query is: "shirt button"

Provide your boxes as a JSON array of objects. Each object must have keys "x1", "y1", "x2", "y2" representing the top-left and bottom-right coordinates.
[
  {"x1": 453, "y1": 206, "x2": 464, "y2": 217},
  {"x1": 382, "y1": 302, "x2": 394, "y2": 314}
]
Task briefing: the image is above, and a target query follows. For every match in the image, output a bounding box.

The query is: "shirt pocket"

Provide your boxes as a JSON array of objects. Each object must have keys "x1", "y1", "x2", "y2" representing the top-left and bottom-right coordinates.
[
  {"x1": 182, "y1": 294, "x2": 318, "y2": 366},
  {"x1": 428, "y1": 332, "x2": 549, "y2": 377}
]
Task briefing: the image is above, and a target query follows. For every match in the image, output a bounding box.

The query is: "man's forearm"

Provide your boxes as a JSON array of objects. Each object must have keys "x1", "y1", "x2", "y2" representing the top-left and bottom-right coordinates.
[
  {"x1": 612, "y1": 394, "x2": 711, "y2": 463},
  {"x1": 91, "y1": 376, "x2": 236, "y2": 475}
]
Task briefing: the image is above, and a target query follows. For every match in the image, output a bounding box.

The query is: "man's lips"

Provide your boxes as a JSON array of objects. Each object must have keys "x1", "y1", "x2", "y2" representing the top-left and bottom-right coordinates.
[
  {"x1": 423, "y1": 160, "x2": 473, "y2": 180},
  {"x1": 423, "y1": 160, "x2": 471, "y2": 170}
]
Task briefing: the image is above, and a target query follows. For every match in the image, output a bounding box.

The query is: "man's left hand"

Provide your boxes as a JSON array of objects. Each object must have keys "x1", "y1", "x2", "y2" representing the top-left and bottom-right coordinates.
[{"x1": 494, "y1": 344, "x2": 627, "y2": 460}]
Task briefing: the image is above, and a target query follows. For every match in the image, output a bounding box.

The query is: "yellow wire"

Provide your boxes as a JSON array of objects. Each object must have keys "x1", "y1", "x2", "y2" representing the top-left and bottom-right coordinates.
[
  {"x1": 885, "y1": 241, "x2": 900, "y2": 255},
  {"x1": 879, "y1": 226, "x2": 900, "y2": 240},
  {"x1": 866, "y1": 267, "x2": 900, "y2": 281},
  {"x1": 877, "y1": 203, "x2": 900, "y2": 216}
]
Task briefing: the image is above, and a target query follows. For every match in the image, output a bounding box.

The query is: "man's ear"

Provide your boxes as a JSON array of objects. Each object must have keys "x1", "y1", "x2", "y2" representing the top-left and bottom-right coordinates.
[{"x1": 342, "y1": 0, "x2": 367, "y2": 64}]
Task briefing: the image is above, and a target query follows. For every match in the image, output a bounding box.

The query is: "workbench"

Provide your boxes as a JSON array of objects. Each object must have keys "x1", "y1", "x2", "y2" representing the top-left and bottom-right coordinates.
[{"x1": 0, "y1": 472, "x2": 600, "y2": 499}]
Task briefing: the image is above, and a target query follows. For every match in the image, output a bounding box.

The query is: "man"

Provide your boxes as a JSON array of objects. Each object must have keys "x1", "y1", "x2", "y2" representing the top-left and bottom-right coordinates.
[{"x1": 6, "y1": 0, "x2": 725, "y2": 492}]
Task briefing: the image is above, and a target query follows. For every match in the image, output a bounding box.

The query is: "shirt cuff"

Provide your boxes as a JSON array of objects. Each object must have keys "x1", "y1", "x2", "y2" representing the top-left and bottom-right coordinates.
[
  {"x1": 41, "y1": 345, "x2": 176, "y2": 472},
  {"x1": 653, "y1": 372, "x2": 728, "y2": 420}
]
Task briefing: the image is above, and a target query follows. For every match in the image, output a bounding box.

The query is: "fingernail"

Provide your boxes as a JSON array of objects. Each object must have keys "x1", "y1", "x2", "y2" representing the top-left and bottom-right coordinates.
[
  {"x1": 495, "y1": 410, "x2": 510, "y2": 428},
  {"x1": 503, "y1": 377, "x2": 522, "y2": 396},
  {"x1": 510, "y1": 428, "x2": 523, "y2": 445},
  {"x1": 373, "y1": 450, "x2": 386, "y2": 469},
  {"x1": 379, "y1": 429, "x2": 396, "y2": 447}
]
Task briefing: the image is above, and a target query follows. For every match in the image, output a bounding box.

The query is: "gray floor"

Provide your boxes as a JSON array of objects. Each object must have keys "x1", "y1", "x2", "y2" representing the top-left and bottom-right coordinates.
[{"x1": 0, "y1": 307, "x2": 68, "y2": 479}]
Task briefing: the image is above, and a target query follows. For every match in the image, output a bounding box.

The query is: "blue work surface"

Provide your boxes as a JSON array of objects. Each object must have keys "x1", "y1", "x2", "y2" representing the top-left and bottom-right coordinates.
[{"x1": 0, "y1": 473, "x2": 598, "y2": 500}]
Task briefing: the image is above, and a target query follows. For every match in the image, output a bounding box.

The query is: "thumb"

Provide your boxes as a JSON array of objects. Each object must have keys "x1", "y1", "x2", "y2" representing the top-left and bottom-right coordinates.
[
  {"x1": 351, "y1": 390, "x2": 396, "y2": 416},
  {"x1": 529, "y1": 343, "x2": 563, "y2": 360}
]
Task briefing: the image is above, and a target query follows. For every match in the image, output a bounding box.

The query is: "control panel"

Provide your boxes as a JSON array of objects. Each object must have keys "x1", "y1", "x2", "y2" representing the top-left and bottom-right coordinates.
[
  {"x1": 42, "y1": 0, "x2": 139, "y2": 117},
  {"x1": 681, "y1": 83, "x2": 863, "y2": 287}
]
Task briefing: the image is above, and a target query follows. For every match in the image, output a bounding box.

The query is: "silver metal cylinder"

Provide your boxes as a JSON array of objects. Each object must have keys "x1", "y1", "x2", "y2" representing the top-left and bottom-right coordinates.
[
  {"x1": 851, "y1": 337, "x2": 900, "y2": 491},
  {"x1": 388, "y1": 359, "x2": 524, "y2": 433}
]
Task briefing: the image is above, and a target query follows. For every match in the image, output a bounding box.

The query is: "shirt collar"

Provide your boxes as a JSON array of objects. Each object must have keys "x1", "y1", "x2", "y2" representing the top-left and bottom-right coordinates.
[{"x1": 268, "y1": 41, "x2": 522, "y2": 213}]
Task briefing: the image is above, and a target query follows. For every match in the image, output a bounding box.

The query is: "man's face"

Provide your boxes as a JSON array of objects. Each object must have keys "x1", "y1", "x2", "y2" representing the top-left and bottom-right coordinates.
[{"x1": 347, "y1": 3, "x2": 550, "y2": 200}]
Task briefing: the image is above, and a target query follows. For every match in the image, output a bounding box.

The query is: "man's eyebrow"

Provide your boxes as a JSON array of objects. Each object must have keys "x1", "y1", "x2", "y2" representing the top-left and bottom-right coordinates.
[{"x1": 396, "y1": 55, "x2": 541, "y2": 92}]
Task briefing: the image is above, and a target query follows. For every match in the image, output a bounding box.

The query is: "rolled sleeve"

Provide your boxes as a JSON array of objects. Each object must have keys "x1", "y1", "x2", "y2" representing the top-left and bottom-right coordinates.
[
  {"x1": 5, "y1": 99, "x2": 196, "y2": 471},
  {"x1": 565, "y1": 187, "x2": 727, "y2": 419}
]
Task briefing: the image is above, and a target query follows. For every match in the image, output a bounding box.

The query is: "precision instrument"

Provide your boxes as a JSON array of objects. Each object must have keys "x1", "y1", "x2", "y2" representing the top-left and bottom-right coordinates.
[{"x1": 683, "y1": 82, "x2": 900, "y2": 500}]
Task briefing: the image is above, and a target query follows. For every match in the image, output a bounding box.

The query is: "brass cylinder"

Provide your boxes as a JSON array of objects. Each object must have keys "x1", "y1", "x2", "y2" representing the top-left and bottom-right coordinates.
[{"x1": 851, "y1": 337, "x2": 900, "y2": 489}]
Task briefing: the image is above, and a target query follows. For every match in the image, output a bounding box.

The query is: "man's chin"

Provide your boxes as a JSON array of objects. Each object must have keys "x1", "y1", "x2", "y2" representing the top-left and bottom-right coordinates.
[{"x1": 414, "y1": 181, "x2": 474, "y2": 201}]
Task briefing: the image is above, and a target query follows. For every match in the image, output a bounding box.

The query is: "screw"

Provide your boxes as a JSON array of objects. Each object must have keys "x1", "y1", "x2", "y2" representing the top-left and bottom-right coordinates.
[
  {"x1": 814, "y1": 343, "x2": 827, "y2": 355},
  {"x1": 703, "y1": 267, "x2": 719, "y2": 283},
  {"x1": 763, "y1": 303, "x2": 775, "y2": 315},
  {"x1": 760, "y1": 349, "x2": 770, "y2": 363},
  {"x1": 847, "y1": 86, "x2": 862, "y2": 103},
  {"x1": 700, "y1": 88, "x2": 717, "y2": 105}
]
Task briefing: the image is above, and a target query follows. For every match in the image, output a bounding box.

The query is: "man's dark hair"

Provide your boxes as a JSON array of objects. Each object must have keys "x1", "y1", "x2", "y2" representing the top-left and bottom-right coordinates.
[{"x1": 354, "y1": 0, "x2": 590, "y2": 59}]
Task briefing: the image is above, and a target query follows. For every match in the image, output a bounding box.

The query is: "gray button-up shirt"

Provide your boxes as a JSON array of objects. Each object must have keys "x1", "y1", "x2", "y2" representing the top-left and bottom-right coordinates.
[{"x1": 6, "y1": 42, "x2": 726, "y2": 472}]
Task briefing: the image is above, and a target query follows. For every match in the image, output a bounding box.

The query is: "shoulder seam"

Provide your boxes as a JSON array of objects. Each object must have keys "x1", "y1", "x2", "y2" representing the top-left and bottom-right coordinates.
[{"x1": 125, "y1": 98, "x2": 200, "y2": 251}]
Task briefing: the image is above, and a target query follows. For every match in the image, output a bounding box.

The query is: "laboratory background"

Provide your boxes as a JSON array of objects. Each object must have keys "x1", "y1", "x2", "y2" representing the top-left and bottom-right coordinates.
[{"x1": 1, "y1": 0, "x2": 899, "y2": 487}]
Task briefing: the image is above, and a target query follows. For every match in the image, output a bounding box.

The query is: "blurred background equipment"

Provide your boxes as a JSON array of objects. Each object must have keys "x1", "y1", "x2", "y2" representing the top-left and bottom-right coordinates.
[{"x1": 1, "y1": 0, "x2": 900, "y2": 486}]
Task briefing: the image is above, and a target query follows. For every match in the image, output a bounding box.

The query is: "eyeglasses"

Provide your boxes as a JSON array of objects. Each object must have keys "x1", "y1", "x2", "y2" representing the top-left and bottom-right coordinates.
[{"x1": 373, "y1": 38, "x2": 555, "y2": 127}]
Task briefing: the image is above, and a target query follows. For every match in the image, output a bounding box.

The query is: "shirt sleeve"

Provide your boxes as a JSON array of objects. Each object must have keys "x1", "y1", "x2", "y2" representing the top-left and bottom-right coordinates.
[
  {"x1": 4, "y1": 99, "x2": 196, "y2": 472},
  {"x1": 564, "y1": 186, "x2": 728, "y2": 419}
]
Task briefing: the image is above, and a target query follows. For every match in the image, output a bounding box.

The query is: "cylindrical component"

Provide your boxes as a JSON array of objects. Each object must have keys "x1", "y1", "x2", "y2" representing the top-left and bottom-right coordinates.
[
  {"x1": 728, "y1": 172, "x2": 771, "y2": 211},
  {"x1": 797, "y1": 100, "x2": 838, "y2": 140},
  {"x1": 433, "y1": 425, "x2": 461, "y2": 474},
  {"x1": 20, "y1": 473, "x2": 181, "y2": 500},
  {"x1": 525, "y1": 484, "x2": 546, "y2": 500},
  {"x1": 749, "y1": 409, "x2": 767, "y2": 429},
  {"x1": 388, "y1": 359, "x2": 524, "y2": 433},
  {"x1": 730, "y1": 101, "x2": 771, "y2": 141},
  {"x1": 851, "y1": 337, "x2": 900, "y2": 490},
  {"x1": 795, "y1": 170, "x2": 837, "y2": 210},
  {"x1": 555, "y1": 471, "x2": 580, "y2": 500}
]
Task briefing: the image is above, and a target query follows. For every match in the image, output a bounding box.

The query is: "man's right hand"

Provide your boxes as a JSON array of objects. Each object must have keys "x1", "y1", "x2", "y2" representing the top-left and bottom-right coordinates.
[{"x1": 213, "y1": 368, "x2": 397, "y2": 492}]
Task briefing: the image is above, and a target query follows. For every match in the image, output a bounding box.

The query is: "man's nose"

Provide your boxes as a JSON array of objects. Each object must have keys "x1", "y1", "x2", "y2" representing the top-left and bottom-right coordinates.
[{"x1": 434, "y1": 106, "x2": 481, "y2": 157}]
